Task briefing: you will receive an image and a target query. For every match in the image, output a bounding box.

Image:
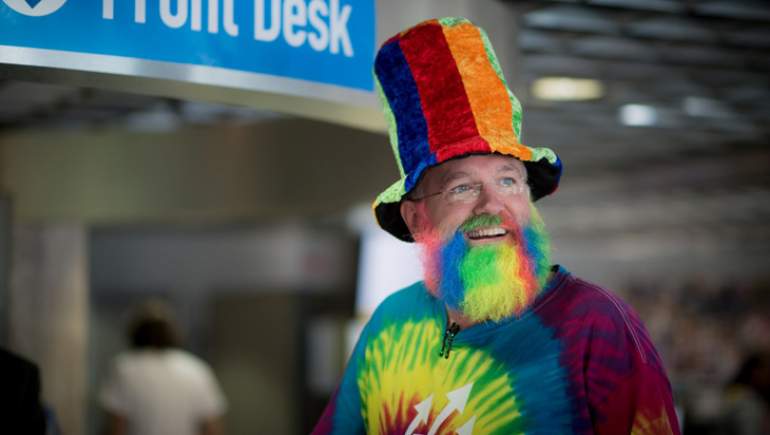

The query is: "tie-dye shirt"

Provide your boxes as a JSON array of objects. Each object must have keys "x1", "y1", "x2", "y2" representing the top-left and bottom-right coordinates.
[{"x1": 313, "y1": 266, "x2": 680, "y2": 435}]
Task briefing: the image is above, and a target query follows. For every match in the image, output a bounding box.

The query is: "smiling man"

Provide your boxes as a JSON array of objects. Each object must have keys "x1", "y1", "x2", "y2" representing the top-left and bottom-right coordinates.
[
  {"x1": 313, "y1": 17, "x2": 680, "y2": 435},
  {"x1": 402, "y1": 155, "x2": 552, "y2": 330}
]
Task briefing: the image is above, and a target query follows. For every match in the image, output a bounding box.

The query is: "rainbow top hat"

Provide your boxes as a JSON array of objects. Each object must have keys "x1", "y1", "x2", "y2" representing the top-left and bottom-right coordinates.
[{"x1": 372, "y1": 17, "x2": 562, "y2": 242}]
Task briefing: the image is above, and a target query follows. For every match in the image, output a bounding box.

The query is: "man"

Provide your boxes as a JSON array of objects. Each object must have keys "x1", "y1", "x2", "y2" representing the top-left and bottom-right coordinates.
[
  {"x1": 100, "y1": 301, "x2": 226, "y2": 435},
  {"x1": 314, "y1": 17, "x2": 680, "y2": 434}
]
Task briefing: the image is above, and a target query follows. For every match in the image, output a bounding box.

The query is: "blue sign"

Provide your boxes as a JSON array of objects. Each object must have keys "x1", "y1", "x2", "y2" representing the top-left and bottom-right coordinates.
[{"x1": 0, "y1": 0, "x2": 375, "y2": 92}]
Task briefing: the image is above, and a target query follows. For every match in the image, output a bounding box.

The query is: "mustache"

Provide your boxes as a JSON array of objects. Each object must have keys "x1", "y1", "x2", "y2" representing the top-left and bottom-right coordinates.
[
  {"x1": 458, "y1": 212, "x2": 518, "y2": 235},
  {"x1": 460, "y1": 214, "x2": 501, "y2": 231},
  {"x1": 412, "y1": 211, "x2": 518, "y2": 245}
]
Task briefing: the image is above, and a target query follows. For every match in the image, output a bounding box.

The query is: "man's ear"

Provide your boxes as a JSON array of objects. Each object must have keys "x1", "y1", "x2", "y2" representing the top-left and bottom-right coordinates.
[{"x1": 400, "y1": 200, "x2": 421, "y2": 235}]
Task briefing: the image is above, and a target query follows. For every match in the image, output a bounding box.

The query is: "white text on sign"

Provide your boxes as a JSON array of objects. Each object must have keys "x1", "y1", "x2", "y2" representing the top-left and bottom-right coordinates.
[{"x1": 101, "y1": 0, "x2": 354, "y2": 57}]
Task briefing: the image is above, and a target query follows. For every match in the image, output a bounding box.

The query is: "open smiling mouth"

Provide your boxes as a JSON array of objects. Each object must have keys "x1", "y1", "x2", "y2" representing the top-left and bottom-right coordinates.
[{"x1": 464, "y1": 227, "x2": 508, "y2": 241}]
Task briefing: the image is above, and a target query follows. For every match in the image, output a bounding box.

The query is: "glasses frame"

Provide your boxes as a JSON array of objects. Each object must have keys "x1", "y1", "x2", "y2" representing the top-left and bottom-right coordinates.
[{"x1": 408, "y1": 179, "x2": 528, "y2": 204}]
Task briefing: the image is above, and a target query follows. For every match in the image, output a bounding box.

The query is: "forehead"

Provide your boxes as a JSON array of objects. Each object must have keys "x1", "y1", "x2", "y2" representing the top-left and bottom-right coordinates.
[{"x1": 421, "y1": 154, "x2": 526, "y2": 186}]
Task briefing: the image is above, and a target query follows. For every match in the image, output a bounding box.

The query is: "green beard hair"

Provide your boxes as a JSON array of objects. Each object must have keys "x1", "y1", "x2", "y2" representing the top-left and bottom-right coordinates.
[{"x1": 424, "y1": 205, "x2": 552, "y2": 323}]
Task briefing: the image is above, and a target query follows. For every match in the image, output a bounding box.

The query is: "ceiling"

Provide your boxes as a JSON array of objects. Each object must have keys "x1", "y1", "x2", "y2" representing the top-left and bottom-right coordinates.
[
  {"x1": 1, "y1": 0, "x2": 769, "y2": 274},
  {"x1": 498, "y1": 0, "x2": 770, "y2": 261},
  {"x1": 0, "y1": 83, "x2": 283, "y2": 132},
  {"x1": 509, "y1": 0, "x2": 770, "y2": 165}
]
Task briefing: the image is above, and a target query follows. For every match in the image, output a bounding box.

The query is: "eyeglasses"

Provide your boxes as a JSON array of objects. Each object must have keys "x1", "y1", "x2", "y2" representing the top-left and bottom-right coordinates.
[{"x1": 409, "y1": 177, "x2": 528, "y2": 204}]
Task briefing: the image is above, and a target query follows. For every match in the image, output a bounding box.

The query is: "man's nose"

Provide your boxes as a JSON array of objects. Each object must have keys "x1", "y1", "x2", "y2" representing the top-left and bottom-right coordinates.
[{"x1": 471, "y1": 184, "x2": 505, "y2": 216}]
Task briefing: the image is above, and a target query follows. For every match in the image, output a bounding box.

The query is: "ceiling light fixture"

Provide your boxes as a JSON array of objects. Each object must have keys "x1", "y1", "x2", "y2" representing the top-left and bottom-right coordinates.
[
  {"x1": 531, "y1": 77, "x2": 604, "y2": 101},
  {"x1": 683, "y1": 96, "x2": 734, "y2": 118},
  {"x1": 619, "y1": 104, "x2": 658, "y2": 127}
]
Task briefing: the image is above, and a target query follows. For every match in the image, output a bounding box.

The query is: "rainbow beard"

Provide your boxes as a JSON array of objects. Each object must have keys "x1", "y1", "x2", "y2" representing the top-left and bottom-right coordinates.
[{"x1": 417, "y1": 206, "x2": 552, "y2": 323}]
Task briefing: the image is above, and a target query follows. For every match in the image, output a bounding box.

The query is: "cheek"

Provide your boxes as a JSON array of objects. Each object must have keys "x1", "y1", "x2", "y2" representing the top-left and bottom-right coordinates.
[
  {"x1": 505, "y1": 197, "x2": 533, "y2": 227},
  {"x1": 411, "y1": 201, "x2": 455, "y2": 239},
  {"x1": 428, "y1": 203, "x2": 471, "y2": 237}
]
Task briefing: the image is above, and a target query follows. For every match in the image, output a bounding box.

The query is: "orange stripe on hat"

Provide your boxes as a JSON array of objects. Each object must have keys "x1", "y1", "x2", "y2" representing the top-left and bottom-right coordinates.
[{"x1": 442, "y1": 22, "x2": 533, "y2": 161}]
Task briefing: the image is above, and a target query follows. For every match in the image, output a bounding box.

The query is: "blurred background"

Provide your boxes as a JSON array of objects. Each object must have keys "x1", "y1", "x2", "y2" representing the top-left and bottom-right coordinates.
[{"x1": 1, "y1": 0, "x2": 769, "y2": 434}]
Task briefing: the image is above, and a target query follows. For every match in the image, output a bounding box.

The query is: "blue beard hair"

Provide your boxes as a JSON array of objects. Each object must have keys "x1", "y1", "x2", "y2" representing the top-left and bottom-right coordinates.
[{"x1": 438, "y1": 231, "x2": 469, "y2": 312}]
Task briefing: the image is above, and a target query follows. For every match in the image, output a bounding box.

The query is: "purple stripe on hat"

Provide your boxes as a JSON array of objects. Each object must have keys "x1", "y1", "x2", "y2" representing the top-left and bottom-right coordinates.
[{"x1": 374, "y1": 39, "x2": 433, "y2": 186}]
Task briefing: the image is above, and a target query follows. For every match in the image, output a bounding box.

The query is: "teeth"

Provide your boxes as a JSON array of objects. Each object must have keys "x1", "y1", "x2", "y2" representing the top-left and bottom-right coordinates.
[{"x1": 466, "y1": 227, "x2": 507, "y2": 239}]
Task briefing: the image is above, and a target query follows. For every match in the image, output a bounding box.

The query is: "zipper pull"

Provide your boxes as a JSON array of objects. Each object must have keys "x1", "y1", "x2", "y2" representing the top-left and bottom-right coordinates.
[{"x1": 439, "y1": 322, "x2": 461, "y2": 359}]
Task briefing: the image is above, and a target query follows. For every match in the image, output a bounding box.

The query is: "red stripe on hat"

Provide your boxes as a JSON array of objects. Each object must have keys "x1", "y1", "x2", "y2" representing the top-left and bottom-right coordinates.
[{"x1": 398, "y1": 21, "x2": 485, "y2": 160}]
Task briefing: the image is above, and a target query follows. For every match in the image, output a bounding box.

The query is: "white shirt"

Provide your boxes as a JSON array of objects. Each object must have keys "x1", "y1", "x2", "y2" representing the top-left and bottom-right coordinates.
[{"x1": 100, "y1": 349, "x2": 227, "y2": 435}]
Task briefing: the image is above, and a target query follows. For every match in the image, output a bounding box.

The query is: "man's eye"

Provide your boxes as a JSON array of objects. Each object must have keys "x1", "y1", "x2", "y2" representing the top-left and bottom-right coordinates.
[{"x1": 449, "y1": 184, "x2": 473, "y2": 194}]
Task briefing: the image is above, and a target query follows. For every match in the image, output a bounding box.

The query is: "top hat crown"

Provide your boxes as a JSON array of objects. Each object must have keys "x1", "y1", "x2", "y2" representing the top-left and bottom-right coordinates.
[{"x1": 372, "y1": 17, "x2": 562, "y2": 241}]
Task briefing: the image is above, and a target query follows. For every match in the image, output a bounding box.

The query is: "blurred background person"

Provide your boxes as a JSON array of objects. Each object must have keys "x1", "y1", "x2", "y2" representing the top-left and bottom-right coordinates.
[
  {"x1": 99, "y1": 300, "x2": 227, "y2": 435},
  {"x1": 0, "y1": 346, "x2": 46, "y2": 435},
  {"x1": 720, "y1": 351, "x2": 770, "y2": 435}
]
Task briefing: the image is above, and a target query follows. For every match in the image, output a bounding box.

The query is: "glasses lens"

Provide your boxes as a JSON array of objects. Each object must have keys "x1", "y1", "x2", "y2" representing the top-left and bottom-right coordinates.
[
  {"x1": 443, "y1": 180, "x2": 526, "y2": 203},
  {"x1": 498, "y1": 183, "x2": 523, "y2": 196},
  {"x1": 444, "y1": 184, "x2": 480, "y2": 203}
]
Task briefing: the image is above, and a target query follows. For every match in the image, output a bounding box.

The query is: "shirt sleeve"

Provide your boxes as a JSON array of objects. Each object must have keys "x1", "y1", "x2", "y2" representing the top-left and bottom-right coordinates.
[
  {"x1": 311, "y1": 320, "x2": 373, "y2": 435},
  {"x1": 194, "y1": 361, "x2": 228, "y2": 419},
  {"x1": 585, "y1": 291, "x2": 681, "y2": 435},
  {"x1": 99, "y1": 359, "x2": 130, "y2": 416}
]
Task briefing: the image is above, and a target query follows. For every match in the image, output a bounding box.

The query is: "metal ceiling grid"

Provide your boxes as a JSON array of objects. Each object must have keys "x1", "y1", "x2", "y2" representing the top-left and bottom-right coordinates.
[{"x1": 511, "y1": 0, "x2": 769, "y2": 170}]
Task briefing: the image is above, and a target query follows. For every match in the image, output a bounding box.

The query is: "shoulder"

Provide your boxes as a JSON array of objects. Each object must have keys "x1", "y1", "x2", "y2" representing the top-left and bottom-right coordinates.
[
  {"x1": 545, "y1": 274, "x2": 663, "y2": 368},
  {"x1": 380, "y1": 280, "x2": 431, "y2": 307},
  {"x1": 550, "y1": 274, "x2": 641, "y2": 326},
  {"x1": 167, "y1": 349, "x2": 216, "y2": 376},
  {"x1": 0, "y1": 348, "x2": 40, "y2": 394},
  {"x1": 370, "y1": 281, "x2": 435, "y2": 322},
  {"x1": 354, "y1": 281, "x2": 437, "y2": 346},
  {"x1": 109, "y1": 351, "x2": 137, "y2": 371},
  {"x1": 111, "y1": 349, "x2": 211, "y2": 373},
  {"x1": 0, "y1": 348, "x2": 37, "y2": 374}
]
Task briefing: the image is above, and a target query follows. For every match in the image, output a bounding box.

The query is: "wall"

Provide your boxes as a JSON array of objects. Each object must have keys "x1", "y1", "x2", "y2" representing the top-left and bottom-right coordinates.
[
  {"x1": 0, "y1": 118, "x2": 393, "y2": 224},
  {"x1": 90, "y1": 224, "x2": 353, "y2": 294},
  {"x1": 376, "y1": 0, "x2": 519, "y2": 75}
]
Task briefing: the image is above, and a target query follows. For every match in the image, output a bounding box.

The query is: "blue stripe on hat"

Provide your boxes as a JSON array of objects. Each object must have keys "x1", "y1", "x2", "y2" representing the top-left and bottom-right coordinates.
[{"x1": 374, "y1": 39, "x2": 432, "y2": 186}]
